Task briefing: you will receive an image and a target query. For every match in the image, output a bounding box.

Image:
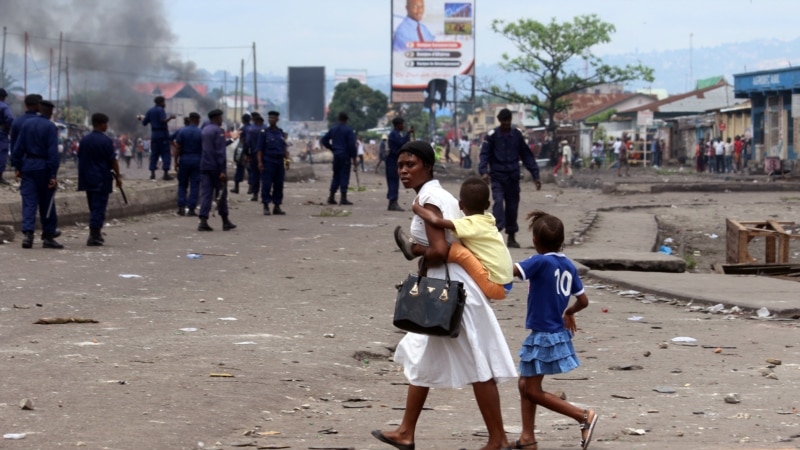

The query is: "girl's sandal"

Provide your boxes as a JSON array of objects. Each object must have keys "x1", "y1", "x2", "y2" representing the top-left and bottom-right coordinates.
[
  {"x1": 579, "y1": 409, "x2": 599, "y2": 450},
  {"x1": 511, "y1": 439, "x2": 537, "y2": 449}
]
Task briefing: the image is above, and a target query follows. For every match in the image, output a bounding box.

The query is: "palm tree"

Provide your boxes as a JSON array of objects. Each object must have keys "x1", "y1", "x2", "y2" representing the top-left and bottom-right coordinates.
[{"x1": 1, "y1": 68, "x2": 24, "y2": 96}]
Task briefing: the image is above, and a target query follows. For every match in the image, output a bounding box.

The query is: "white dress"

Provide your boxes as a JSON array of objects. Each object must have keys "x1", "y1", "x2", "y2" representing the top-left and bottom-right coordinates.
[{"x1": 393, "y1": 180, "x2": 518, "y2": 388}]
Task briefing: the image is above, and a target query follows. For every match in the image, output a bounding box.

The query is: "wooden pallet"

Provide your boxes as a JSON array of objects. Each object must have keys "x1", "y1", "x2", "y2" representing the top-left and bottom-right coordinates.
[{"x1": 726, "y1": 219, "x2": 799, "y2": 264}]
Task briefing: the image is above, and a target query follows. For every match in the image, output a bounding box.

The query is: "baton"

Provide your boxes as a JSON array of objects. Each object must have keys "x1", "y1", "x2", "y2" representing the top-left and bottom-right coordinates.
[
  {"x1": 111, "y1": 172, "x2": 128, "y2": 204},
  {"x1": 45, "y1": 188, "x2": 56, "y2": 220}
]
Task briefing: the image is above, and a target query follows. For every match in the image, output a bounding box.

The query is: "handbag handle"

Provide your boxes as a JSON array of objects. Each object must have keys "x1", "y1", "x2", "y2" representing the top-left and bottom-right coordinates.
[{"x1": 418, "y1": 250, "x2": 452, "y2": 285}]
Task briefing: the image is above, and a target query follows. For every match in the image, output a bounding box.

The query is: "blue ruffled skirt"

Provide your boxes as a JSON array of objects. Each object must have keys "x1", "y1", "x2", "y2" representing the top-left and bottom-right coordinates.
[{"x1": 518, "y1": 329, "x2": 580, "y2": 377}]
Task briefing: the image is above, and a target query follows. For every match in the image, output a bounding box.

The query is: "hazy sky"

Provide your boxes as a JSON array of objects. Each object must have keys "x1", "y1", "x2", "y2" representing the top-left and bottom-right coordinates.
[{"x1": 166, "y1": 0, "x2": 798, "y2": 81}]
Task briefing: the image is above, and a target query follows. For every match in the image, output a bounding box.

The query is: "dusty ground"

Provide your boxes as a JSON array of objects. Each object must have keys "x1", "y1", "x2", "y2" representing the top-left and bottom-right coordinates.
[{"x1": 1, "y1": 163, "x2": 800, "y2": 450}]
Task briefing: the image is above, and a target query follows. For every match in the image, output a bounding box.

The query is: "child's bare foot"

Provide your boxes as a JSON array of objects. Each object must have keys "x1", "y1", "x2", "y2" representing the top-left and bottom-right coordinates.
[{"x1": 579, "y1": 409, "x2": 598, "y2": 449}]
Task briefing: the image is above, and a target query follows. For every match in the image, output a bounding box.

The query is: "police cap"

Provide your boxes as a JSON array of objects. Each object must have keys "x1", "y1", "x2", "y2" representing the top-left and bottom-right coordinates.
[
  {"x1": 208, "y1": 109, "x2": 223, "y2": 119},
  {"x1": 24, "y1": 94, "x2": 41, "y2": 106},
  {"x1": 497, "y1": 108, "x2": 512, "y2": 121},
  {"x1": 268, "y1": 110, "x2": 280, "y2": 117},
  {"x1": 39, "y1": 100, "x2": 55, "y2": 108}
]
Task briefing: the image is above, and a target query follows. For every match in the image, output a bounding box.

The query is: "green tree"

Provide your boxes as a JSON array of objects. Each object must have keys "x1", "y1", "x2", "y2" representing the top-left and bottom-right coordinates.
[
  {"x1": 1, "y1": 68, "x2": 24, "y2": 96},
  {"x1": 489, "y1": 14, "x2": 654, "y2": 137},
  {"x1": 326, "y1": 78, "x2": 388, "y2": 131}
]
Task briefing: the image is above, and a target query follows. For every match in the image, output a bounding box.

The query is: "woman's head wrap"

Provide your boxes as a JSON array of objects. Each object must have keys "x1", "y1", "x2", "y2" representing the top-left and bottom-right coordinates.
[{"x1": 399, "y1": 141, "x2": 435, "y2": 167}]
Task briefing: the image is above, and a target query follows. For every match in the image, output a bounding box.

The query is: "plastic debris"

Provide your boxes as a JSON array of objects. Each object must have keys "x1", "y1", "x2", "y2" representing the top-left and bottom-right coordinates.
[
  {"x1": 707, "y1": 304, "x2": 725, "y2": 313},
  {"x1": 628, "y1": 316, "x2": 644, "y2": 321},
  {"x1": 756, "y1": 307, "x2": 770, "y2": 318},
  {"x1": 653, "y1": 386, "x2": 676, "y2": 394},
  {"x1": 179, "y1": 328, "x2": 198, "y2": 332},
  {"x1": 622, "y1": 428, "x2": 647, "y2": 435},
  {"x1": 663, "y1": 237, "x2": 674, "y2": 244},
  {"x1": 119, "y1": 274, "x2": 142, "y2": 278},
  {"x1": 671, "y1": 336, "x2": 697, "y2": 343},
  {"x1": 708, "y1": 233, "x2": 719, "y2": 239},
  {"x1": 725, "y1": 393, "x2": 741, "y2": 404},
  {"x1": 3, "y1": 433, "x2": 27, "y2": 440},
  {"x1": 218, "y1": 317, "x2": 237, "y2": 321},
  {"x1": 186, "y1": 253, "x2": 203, "y2": 259},
  {"x1": 658, "y1": 245, "x2": 672, "y2": 255}
]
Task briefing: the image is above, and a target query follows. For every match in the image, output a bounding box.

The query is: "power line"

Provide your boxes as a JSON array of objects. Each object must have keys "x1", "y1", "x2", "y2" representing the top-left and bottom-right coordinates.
[{"x1": 8, "y1": 31, "x2": 250, "y2": 50}]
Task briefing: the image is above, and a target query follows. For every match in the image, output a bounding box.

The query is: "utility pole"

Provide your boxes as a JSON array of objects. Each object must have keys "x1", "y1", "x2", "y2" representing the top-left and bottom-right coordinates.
[
  {"x1": 689, "y1": 33, "x2": 693, "y2": 89},
  {"x1": 23, "y1": 32, "x2": 28, "y2": 96},
  {"x1": 452, "y1": 75, "x2": 458, "y2": 144},
  {"x1": 234, "y1": 75, "x2": 239, "y2": 120},
  {"x1": 252, "y1": 42, "x2": 258, "y2": 112},
  {"x1": 222, "y1": 70, "x2": 227, "y2": 115},
  {"x1": 1, "y1": 26, "x2": 7, "y2": 79},
  {"x1": 49, "y1": 48, "x2": 53, "y2": 99},
  {"x1": 57, "y1": 32, "x2": 63, "y2": 110},
  {"x1": 240, "y1": 58, "x2": 245, "y2": 113},
  {"x1": 65, "y1": 56, "x2": 70, "y2": 115}
]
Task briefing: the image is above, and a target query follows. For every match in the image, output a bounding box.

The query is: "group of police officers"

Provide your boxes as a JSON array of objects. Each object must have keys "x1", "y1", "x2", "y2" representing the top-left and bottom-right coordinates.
[{"x1": 1, "y1": 91, "x2": 540, "y2": 250}]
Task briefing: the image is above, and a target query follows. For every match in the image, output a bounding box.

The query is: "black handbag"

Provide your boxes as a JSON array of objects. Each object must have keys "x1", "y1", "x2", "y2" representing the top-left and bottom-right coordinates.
[{"x1": 393, "y1": 258, "x2": 466, "y2": 338}]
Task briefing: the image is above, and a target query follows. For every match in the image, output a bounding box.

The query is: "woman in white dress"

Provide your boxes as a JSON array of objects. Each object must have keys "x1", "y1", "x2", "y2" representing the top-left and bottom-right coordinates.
[{"x1": 372, "y1": 141, "x2": 517, "y2": 450}]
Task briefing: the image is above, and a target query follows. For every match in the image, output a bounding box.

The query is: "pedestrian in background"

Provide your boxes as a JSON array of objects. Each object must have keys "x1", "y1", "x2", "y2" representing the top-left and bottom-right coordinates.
[
  {"x1": 320, "y1": 112, "x2": 357, "y2": 205},
  {"x1": 256, "y1": 111, "x2": 289, "y2": 215},
  {"x1": 11, "y1": 98, "x2": 63, "y2": 249},
  {"x1": 0, "y1": 88, "x2": 15, "y2": 185},
  {"x1": 138, "y1": 95, "x2": 176, "y2": 180},
  {"x1": 386, "y1": 117, "x2": 413, "y2": 211},
  {"x1": 479, "y1": 108, "x2": 541, "y2": 248},
  {"x1": 197, "y1": 109, "x2": 236, "y2": 232},
  {"x1": 77, "y1": 113, "x2": 122, "y2": 246},
  {"x1": 174, "y1": 112, "x2": 203, "y2": 216}
]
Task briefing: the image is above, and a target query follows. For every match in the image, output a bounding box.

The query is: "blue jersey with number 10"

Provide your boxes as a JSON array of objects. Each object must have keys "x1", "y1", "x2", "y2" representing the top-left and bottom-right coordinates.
[{"x1": 515, "y1": 253, "x2": 585, "y2": 333}]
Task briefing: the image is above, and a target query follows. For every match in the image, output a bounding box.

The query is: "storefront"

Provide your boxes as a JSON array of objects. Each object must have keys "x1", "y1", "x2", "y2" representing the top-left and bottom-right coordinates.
[{"x1": 734, "y1": 67, "x2": 799, "y2": 163}]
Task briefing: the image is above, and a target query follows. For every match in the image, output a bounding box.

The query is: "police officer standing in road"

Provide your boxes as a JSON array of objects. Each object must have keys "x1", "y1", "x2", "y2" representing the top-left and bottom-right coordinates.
[
  {"x1": 231, "y1": 113, "x2": 251, "y2": 194},
  {"x1": 256, "y1": 111, "x2": 288, "y2": 215},
  {"x1": 10, "y1": 99, "x2": 63, "y2": 249},
  {"x1": 247, "y1": 112, "x2": 265, "y2": 201},
  {"x1": 77, "y1": 113, "x2": 122, "y2": 246},
  {"x1": 0, "y1": 88, "x2": 15, "y2": 185},
  {"x1": 197, "y1": 109, "x2": 236, "y2": 232},
  {"x1": 479, "y1": 108, "x2": 541, "y2": 248},
  {"x1": 174, "y1": 112, "x2": 203, "y2": 216},
  {"x1": 320, "y1": 112, "x2": 356, "y2": 205},
  {"x1": 386, "y1": 117, "x2": 414, "y2": 211},
  {"x1": 138, "y1": 95, "x2": 176, "y2": 180}
]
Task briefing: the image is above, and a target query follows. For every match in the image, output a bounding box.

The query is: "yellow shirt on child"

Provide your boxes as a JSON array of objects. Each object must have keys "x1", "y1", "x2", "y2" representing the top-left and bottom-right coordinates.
[{"x1": 452, "y1": 214, "x2": 513, "y2": 284}]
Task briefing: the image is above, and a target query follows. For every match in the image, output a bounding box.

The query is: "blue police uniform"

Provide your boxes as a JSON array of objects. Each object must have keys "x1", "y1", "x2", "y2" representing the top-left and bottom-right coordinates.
[
  {"x1": 77, "y1": 131, "x2": 116, "y2": 229},
  {"x1": 10, "y1": 115, "x2": 60, "y2": 237},
  {"x1": 257, "y1": 126, "x2": 287, "y2": 208},
  {"x1": 175, "y1": 124, "x2": 202, "y2": 212},
  {"x1": 199, "y1": 122, "x2": 229, "y2": 219},
  {"x1": 0, "y1": 99, "x2": 14, "y2": 177},
  {"x1": 386, "y1": 128, "x2": 412, "y2": 202},
  {"x1": 245, "y1": 122, "x2": 264, "y2": 197},
  {"x1": 141, "y1": 104, "x2": 171, "y2": 172},
  {"x1": 320, "y1": 123, "x2": 356, "y2": 196},
  {"x1": 479, "y1": 127, "x2": 540, "y2": 236}
]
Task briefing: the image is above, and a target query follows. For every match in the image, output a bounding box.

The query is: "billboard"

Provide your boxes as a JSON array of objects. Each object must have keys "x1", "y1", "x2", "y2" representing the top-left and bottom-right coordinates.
[
  {"x1": 391, "y1": 0, "x2": 475, "y2": 103},
  {"x1": 288, "y1": 67, "x2": 326, "y2": 122}
]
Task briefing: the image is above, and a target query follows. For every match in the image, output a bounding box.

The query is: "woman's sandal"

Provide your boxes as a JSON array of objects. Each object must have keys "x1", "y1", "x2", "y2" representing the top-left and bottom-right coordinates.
[
  {"x1": 579, "y1": 409, "x2": 599, "y2": 450},
  {"x1": 511, "y1": 439, "x2": 537, "y2": 449}
]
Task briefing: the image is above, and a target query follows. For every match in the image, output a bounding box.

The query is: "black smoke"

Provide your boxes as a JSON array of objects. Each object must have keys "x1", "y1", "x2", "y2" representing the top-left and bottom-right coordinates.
[{"x1": 0, "y1": 0, "x2": 212, "y2": 134}]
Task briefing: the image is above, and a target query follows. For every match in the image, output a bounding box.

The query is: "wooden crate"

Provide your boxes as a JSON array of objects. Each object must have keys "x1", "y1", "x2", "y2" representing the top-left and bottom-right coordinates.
[{"x1": 726, "y1": 219, "x2": 798, "y2": 264}]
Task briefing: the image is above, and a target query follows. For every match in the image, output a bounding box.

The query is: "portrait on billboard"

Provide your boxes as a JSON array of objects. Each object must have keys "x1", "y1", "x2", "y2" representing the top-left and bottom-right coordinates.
[{"x1": 391, "y1": 0, "x2": 475, "y2": 103}]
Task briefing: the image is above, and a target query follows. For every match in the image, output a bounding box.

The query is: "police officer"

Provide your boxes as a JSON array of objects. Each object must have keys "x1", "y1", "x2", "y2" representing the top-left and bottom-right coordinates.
[
  {"x1": 77, "y1": 113, "x2": 122, "y2": 246},
  {"x1": 386, "y1": 117, "x2": 414, "y2": 211},
  {"x1": 247, "y1": 112, "x2": 265, "y2": 201},
  {"x1": 138, "y1": 95, "x2": 176, "y2": 180},
  {"x1": 174, "y1": 112, "x2": 203, "y2": 216},
  {"x1": 479, "y1": 108, "x2": 541, "y2": 248},
  {"x1": 0, "y1": 88, "x2": 15, "y2": 185},
  {"x1": 231, "y1": 113, "x2": 251, "y2": 194},
  {"x1": 197, "y1": 109, "x2": 236, "y2": 232},
  {"x1": 320, "y1": 112, "x2": 356, "y2": 205},
  {"x1": 256, "y1": 111, "x2": 288, "y2": 215},
  {"x1": 10, "y1": 99, "x2": 62, "y2": 249}
]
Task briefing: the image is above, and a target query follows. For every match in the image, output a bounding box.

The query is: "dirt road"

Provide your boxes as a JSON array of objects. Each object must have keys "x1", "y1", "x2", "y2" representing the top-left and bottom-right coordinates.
[{"x1": 1, "y1": 166, "x2": 799, "y2": 449}]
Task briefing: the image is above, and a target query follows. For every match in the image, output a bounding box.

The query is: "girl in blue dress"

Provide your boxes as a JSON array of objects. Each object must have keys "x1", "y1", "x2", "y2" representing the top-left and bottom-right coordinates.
[{"x1": 511, "y1": 210, "x2": 597, "y2": 450}]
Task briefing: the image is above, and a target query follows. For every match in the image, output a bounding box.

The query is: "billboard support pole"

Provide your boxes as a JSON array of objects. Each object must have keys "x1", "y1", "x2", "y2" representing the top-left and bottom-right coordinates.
[{"x1": 453, "y1": 75, "x2": 458, "y2": 144}]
